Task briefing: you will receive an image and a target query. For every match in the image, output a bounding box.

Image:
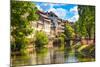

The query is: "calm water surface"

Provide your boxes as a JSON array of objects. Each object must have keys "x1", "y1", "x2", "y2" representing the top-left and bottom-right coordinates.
[{"x1": 11, "y1": 41, "x2": 95, "y2": 66}]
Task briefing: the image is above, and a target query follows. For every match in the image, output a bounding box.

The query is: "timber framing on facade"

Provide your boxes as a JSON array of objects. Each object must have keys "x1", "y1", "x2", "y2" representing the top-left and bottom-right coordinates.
[{"x1": 28, "y1": 10, "x2": 73, "y2": 39}]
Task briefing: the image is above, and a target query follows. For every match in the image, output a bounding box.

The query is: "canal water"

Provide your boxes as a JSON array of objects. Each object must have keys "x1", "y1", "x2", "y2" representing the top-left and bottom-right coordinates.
[{"x1": 11, "y1": 41, "x2": 95, "y2": 66}]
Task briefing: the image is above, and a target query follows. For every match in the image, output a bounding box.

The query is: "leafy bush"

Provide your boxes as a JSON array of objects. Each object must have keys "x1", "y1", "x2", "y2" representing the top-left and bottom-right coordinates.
[{"x1": 35, "y1": 31, "x2": 49, "y2": 49}]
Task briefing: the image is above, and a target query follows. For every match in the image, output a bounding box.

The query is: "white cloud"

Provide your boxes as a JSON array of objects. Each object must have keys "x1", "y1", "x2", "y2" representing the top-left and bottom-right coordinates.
[
  {"x1": 43, "y1": 3, "x2": 48, "y2": 6},
  {"x1": 46, "y1": 3, "x2": 68, "y2": 19},
  {"x1": 48, "y1": 8, "x2": 55, "y2": 12},
  {"x1": 68, "y1": 6, "x2": 79, "y2": 22},
  {"x1": 36, "y1": 5, "x2": 43, "y2": 11},
  {"x1": 68, "y1": 14, "x2": 79, "y2": 22},
  {"x1": 69, "y1": 6, "x2": 78, "y2": 16},
  {"x1": 50, "y1": 3, "x2": 66, "y2": 7},
  {"x1": 36, "y1": 3, "x2": 79, "y2": 22},
  {"x1": 53, "y1": 8, "x2": 67, "y2": 19},
  {"x1": 48, "y1": 7, "x2": 67, "y2": 20},
  {"x1": 45, "y1": 3, "x2": 67, "y2": 12},
  {"x1": 47, "y1": 5, "x2": 79, "y2": 22},
  {"x1": 70, "y1": 6, "x2": 78, "y2": 12}
]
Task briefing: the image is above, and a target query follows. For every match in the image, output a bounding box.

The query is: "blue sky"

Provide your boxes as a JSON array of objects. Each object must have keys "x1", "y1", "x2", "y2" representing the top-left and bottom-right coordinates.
[{"x1": 34, "y1": 2, "x2": 79, "y2": 22}]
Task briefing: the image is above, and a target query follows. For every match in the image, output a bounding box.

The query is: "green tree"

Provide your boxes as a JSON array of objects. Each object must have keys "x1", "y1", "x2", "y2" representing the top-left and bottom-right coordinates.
[
  {"x1": 35, "y1": 31, "x2": 49, "y2": 50},
  {"x1": 64, "y1": 23, "x2": 75, "y2": 47},
  {"x1": 57, "y1": 33, "x2": 66, "y2": 50},
  {"x1": 11, "y1": 1, "x2": 39, "y2": 53},
  {"x1": 76, "y1": 5, "x2": 95, "y2": 39},
  {"x1": 64, "y1": 23, "x2": 75, "y2": 39},
  {"x1": 59, "y1": 33, "x2": 66, "y2": 44}
]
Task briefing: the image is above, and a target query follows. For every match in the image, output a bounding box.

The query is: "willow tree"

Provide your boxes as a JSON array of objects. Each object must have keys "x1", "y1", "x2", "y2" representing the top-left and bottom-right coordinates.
[
  {"x1": 11, "y1": 1, "x2": 39, "y2": 53},
  {"x1": 76, "y1": 5, "x2": 95, "y2": 39}
]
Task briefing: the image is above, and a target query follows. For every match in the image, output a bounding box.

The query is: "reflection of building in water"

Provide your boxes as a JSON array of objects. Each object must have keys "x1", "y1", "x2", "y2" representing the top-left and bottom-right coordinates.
[{"x1": 27, "y1": 10, "x2": 71, "y2": 39}]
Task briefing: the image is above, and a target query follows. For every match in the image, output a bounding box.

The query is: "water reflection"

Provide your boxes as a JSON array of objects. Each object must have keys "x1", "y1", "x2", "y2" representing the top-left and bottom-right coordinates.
[
  {"x1": 65, "y1": 48, "x2": 78, "y2": 63},
  {"x1": 11, "y1": 41, "x2": 95, "y2": 66}
]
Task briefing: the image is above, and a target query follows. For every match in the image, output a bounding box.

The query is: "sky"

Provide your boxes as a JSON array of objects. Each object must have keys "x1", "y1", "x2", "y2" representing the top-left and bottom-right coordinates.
[{"x1": 34, "y1": 2, "x2": 79, "y2": 22}]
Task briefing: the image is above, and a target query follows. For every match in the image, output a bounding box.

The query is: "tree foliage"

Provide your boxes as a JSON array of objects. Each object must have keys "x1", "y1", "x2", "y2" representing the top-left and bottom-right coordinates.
[
  {"x1": 75, "y1": 5, "x2": 95, "y2": 39},
  {"x1": 35, "y1": 31, "x2": 49, "y2": 49},
  {"x1": 64, "y1": 23, "x2": 75, "y2": 39},
  {"x1": 11, "y1": 1, "x2": 39, "y2": 52}
]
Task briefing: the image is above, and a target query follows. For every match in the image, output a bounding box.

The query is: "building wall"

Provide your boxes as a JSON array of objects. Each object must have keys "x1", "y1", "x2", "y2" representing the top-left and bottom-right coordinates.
[
  {"x1": 44, "y1": 21, "x2": 51, "y2": 36},
  {"x1": 27, "y1": 11, "x2": 66, "y2": 39}
]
